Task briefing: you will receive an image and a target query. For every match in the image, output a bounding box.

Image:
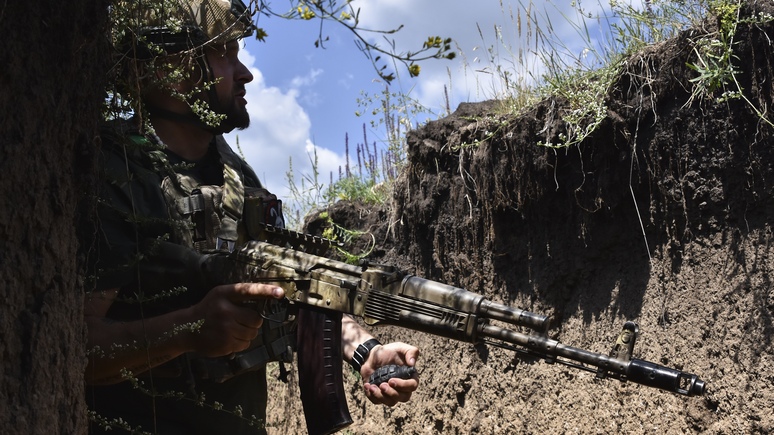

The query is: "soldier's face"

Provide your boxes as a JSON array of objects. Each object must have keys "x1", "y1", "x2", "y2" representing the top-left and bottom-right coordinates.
[{"x1": 205, "y1": 40, "x2": 254, "y2": 131}]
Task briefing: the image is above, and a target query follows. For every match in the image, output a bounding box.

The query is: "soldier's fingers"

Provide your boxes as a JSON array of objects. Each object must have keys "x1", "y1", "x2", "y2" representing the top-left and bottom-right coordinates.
[
  {"x1": 230, "y1": 305, "x2": 263, "y2": 328},
  {"x1": 225, "y1": 283, "x2": 285, "y2": 302},
  {"x1": 386, "y1": 377, "x2": 419, "y2": 393},
  {"x1": 364, "y1": 382, "x2": 412, "y2": 407}
]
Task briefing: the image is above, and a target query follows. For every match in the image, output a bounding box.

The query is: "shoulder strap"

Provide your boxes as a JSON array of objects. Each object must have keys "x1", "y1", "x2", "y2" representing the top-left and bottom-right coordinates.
[{"x1": 214, "y1": 136, "x2": 245, "y2": 252}]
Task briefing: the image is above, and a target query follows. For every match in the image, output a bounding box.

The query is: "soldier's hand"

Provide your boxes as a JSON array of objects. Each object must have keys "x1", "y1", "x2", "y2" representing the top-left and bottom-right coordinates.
[
  {"x1": 360, "y1": 342, "x2": 420, "y2": 406},
  {"x1": 184, "y1": 283, "x2": 284, "y2": 358}
]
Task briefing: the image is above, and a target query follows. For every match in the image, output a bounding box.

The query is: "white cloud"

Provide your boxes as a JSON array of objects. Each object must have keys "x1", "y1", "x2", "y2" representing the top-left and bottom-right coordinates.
[
  {"x1": 338, "y1": 72, "x2": 355, "y2": 90},
  {"x1": 346, "y1": 1, "x2": 617, "y2": 112},
  {"x1": 351, "y1": 1, "x2": 518, "y2": 107},
  {"x1": 290, "y1": 68, "x2": 324, "y2": 89},
  {"x1": 224, "y1": 47, "x2": 345, "y2": 207}
]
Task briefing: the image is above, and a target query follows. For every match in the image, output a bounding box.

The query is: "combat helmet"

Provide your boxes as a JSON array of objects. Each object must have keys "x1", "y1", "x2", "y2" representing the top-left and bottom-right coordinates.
[
  {"x1": 131, "y1": 0, "x2": 256, "y2": 57},
  {"x1": 116, "y1": 0, "x2": 257, "y2": 132}
]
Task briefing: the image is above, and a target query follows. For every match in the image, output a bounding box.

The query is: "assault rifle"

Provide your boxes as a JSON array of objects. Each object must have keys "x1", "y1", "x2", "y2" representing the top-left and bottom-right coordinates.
[{"x1": 195, "y1": 226, "x2": 706, "y2": 434}]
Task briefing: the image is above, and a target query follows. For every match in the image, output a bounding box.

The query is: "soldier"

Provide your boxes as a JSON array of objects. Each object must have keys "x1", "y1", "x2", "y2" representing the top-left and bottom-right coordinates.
[{"x1": 84, "y1": 1, "x2": 419, "y2": 433}]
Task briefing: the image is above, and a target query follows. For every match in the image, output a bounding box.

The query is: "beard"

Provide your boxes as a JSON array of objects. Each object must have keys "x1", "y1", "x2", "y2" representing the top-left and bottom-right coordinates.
[
  {"x1": 215, "y1": 91, "x2": 250, "y2": 133},
  {"x1": 192, "y1": 83, "x2": 250, "y2": 134}
]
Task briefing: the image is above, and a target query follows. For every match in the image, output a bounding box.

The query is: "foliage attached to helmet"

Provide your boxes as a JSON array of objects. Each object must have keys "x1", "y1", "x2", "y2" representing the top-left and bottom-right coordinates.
[
  {"x1": 107, "y1": 0, "x2": 256, "y2": 125},
  {"x1": 121, "y1": 0, "x2": 255, "y2": 59}
]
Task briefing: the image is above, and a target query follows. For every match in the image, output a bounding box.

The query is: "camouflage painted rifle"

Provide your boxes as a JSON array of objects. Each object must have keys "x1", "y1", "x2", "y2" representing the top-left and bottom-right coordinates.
[{"x1": 207, "y1": 226, "x2": 706, "y2": 434}]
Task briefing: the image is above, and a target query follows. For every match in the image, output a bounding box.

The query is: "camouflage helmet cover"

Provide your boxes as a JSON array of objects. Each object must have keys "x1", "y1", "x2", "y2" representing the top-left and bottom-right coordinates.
[{"x1": 135, "y1": 0, "x2": 255, "y2": 55}]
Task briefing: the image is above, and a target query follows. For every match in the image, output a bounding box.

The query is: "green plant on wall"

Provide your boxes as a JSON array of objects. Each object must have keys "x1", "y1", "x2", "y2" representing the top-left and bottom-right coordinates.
[
  {"x1": 686, "y1": 0, "x2": 774, "y2": 126},
  {"x1": 319, "y1": 211, "x2": 375, "y2": 264}
]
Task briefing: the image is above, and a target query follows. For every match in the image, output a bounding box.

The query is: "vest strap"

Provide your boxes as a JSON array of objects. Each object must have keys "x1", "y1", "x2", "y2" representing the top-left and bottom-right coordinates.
[
  {"x1": 215, "y1": 137, "x2": 244, "y2": 251},
  {"x1": 176, "y1": 194, "x2": 206, "y2": 215}
]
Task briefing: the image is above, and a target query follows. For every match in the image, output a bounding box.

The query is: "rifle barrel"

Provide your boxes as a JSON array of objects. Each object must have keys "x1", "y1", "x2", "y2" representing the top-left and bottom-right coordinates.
[{"x1": 479, "y1": 324, "x2": 706, "y2": 396}]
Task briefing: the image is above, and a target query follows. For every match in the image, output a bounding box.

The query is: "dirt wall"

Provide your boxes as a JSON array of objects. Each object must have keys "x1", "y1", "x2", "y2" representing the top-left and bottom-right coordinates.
[{"x1": 270, "y1": 2, "x2": 774, "y2": 434}]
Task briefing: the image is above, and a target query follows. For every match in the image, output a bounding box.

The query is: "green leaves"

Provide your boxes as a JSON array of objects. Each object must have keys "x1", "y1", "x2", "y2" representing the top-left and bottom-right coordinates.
[
  {"x1": 254, "y1": 27, "x2": 269, "y2": 42},
  {"x1": 270, "y1": 1, "x2": 455, "y2": 83},
  {"x1": 685, "y1": 0, "x2": 741, "y2": 104}
]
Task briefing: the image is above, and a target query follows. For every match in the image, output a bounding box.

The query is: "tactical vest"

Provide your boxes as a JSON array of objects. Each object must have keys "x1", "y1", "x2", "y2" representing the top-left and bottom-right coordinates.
[{"x1": 157, "y1": 135, "x2": 295, "y2": 382}]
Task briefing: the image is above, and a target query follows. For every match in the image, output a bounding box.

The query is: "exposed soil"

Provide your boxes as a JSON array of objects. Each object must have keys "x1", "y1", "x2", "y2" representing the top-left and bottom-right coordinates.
[{"x1": 267, "y1": 2, "x2": 774, "y2": 434}]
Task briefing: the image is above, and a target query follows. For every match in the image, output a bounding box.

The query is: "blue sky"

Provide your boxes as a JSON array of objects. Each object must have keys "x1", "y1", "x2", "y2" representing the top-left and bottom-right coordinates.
[{"x1": 224, "y1": 1, "x2": 625, "y2": 208}]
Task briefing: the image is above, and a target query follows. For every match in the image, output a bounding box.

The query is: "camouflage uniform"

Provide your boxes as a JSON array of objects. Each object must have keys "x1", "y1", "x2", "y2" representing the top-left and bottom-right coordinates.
[{"x1": 86, "y1": 121, "x2": 270, "y2": 435}]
